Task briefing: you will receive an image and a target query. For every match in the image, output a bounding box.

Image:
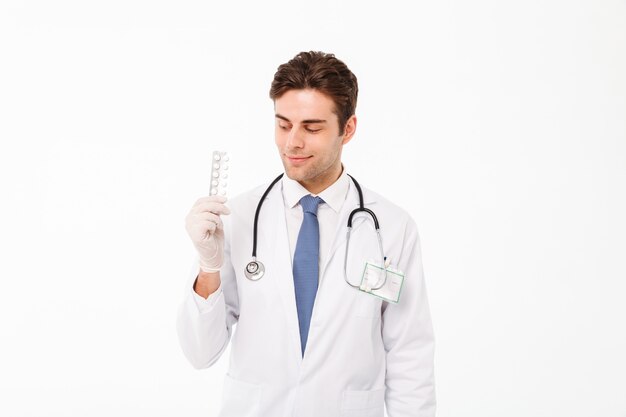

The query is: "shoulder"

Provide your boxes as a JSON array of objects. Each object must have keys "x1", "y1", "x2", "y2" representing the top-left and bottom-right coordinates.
[
  {"x1": 221, "y1": 182, "x2": 275, "y2": 236},
  {"x1": 359, "y1": 184, "x2": 420, "y2": 238},
  {"x1": 226, "y1": 179, "x2": 281, "y2": 212},
  {"x1": 358, "y1": 185, "x2": 424, "y2": 266},
  {"x1": 229, "y1": 183, "x2": 267, "y2": 204},
  {"x1": 361, "y1": 185, "x2": 414, "y2": 221}
]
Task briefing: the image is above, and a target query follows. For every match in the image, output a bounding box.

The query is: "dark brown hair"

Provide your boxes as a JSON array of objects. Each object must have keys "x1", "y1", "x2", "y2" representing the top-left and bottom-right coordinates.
[{"x1": 269, "y1": 51, "x2": 358, "y2": 134}]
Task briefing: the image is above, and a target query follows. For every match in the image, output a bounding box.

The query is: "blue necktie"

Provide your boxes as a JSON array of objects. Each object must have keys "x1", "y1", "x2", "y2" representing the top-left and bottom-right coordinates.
[{"x1": 293, "y1": 195, "x2": 323, "y2": 356}]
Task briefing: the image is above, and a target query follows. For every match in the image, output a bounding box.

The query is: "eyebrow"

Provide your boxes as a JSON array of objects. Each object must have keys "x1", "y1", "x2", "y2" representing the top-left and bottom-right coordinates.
[{"x1": 275, "y1": 114, "x2": 327, "y2": 124}]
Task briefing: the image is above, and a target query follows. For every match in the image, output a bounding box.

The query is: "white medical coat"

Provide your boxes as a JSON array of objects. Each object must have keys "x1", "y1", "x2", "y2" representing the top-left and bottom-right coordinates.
[{"x1": 177, "y1": 178, "x2": 435, "y2": 417}]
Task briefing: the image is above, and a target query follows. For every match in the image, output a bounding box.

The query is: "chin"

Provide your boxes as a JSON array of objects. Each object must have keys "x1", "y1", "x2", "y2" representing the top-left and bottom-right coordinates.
[{"x1": 283, "y1": 165, "x2": 314, "y2": 183}]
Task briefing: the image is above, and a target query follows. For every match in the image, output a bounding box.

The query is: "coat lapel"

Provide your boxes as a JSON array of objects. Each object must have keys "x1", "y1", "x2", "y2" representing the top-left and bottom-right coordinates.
[{"x1": 256, "y1": 180, "x2": 303, "y2": 363}]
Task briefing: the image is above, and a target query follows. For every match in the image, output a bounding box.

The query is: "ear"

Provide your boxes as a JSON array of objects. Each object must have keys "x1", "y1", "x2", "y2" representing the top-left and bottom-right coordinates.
[{"x1": 341, "y1": 115, "x2": 357, "y2": 145}]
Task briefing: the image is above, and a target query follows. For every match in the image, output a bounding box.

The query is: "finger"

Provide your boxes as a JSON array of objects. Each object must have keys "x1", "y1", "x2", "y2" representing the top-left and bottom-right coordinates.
[
  {"x1": 194, "y1": 195, "x2": 227, "y2": 206},
  {"x1": 196, "y1": 212, "x2": 224, "y2": 229},
  {"x1": 192, "y1": 202, "x2": 231, "y2": 216},
  {"x1": 191, "y1": 201, "x2": 231, "y2": 216},
  {"x1": 198, "y1": 219, "x2": 219, "y2": 234}
]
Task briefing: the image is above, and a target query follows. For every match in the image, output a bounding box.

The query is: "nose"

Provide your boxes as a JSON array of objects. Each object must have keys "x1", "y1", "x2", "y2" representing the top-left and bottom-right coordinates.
[{"x1": 286, "y1": 126, "x2": 305, "y2": 149}]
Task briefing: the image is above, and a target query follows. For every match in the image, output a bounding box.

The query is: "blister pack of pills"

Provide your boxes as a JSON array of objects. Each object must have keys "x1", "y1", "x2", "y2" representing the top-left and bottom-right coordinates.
[{"x1": 209, "y1": 151, "x2": 229, "y2": 196}]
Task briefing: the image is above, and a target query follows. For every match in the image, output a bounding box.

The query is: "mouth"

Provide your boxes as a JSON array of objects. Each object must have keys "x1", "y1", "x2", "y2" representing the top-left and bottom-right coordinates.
[{"x1": 286, "y1": 155, "x2": 312, "y2": 164}]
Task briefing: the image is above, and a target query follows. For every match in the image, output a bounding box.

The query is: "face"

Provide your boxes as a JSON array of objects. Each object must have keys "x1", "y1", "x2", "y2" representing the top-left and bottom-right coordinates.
[{"x1": 274, "y1": 89, "x2": 356, "y2": 194}]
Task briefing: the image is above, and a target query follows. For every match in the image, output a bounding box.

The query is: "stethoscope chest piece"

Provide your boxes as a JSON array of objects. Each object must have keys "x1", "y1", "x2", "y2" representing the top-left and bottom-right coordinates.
[{"x1": 245, "y1": 259, "x2": 265, "y2": 281}]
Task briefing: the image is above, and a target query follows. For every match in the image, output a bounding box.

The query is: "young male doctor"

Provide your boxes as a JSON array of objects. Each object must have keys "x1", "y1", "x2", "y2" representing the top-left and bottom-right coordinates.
[{"x1": 178, "y1": 51, "x2": 435, "y2": 417}]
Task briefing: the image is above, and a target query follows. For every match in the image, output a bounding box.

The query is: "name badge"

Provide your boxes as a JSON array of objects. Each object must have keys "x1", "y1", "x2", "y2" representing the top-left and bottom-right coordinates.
[{"x1": 358, "y1": 260, "x2": 405, "y2": 304}]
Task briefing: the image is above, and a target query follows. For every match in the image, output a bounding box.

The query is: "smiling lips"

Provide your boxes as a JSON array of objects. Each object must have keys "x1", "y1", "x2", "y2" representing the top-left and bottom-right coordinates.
[{"x1": 286, "y1": 155, "x2": 312, "y2": 165}]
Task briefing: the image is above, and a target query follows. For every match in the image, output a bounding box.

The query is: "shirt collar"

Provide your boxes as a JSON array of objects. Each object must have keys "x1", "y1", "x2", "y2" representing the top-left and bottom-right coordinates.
[{"x1": 282, "y1": 166, "x2": 350, "y2": 213}]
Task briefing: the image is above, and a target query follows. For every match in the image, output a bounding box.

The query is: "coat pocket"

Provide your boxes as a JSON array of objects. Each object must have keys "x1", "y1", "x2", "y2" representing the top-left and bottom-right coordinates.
[
  {"x1": 340, "y1": 387, "x2": 385, "y2": 417},
  {"x1": 352, "y1": 291, "x2": 383, "y2": 319},
  {"x1": 218, "y1": 374, "x2": 263, "y2": 417}
]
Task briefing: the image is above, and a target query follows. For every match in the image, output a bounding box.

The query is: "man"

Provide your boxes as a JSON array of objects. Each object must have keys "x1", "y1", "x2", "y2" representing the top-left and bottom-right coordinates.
[{"x1": 178, "y1": 51, "x2": 435, "y2": 416}]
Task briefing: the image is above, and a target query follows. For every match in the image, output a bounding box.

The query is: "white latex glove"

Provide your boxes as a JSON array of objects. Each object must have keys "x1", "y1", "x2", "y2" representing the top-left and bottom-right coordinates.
[{"x1": 185, "y1": 195, "x2": 231, "y2": 272}]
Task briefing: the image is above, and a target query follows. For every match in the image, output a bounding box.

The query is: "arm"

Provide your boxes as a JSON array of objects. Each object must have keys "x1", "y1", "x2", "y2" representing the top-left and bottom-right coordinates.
[
  {"x1": 176, "y1": 260, "x2": 239, "y2": 369},
  {"x1": 382, "y1": 218, "x2": 436, "y2": 416},
  {"x1": 193, "y1": 270, "x2": 221, "y2": 298},
  {"x1": 176, "y1": 196, "x2": 239, "y2": 369}
]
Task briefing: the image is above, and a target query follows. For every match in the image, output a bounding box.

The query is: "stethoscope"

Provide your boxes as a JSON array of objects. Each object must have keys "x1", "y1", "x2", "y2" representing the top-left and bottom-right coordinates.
[{"x1": 244, "y1": 173, "x2": 388, "y2": 290}]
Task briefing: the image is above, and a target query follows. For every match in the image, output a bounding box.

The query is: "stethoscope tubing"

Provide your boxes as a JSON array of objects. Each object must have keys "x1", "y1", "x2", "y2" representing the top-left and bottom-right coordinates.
[
  {"x1": 245, "y1": 173, "x2": 387, "y2": 290},
  {"x1": 251, "y1": 173, "x2": 284, "y2": 258}
]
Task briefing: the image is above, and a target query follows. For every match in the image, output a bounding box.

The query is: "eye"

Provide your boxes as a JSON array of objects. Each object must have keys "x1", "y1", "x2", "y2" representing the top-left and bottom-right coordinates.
[
  {"x1": 305, "y1": 127, "x2": 321, "y2": 133},
  {"x1": 278, "y1": 124, "x2": 290, "y2": 130}
]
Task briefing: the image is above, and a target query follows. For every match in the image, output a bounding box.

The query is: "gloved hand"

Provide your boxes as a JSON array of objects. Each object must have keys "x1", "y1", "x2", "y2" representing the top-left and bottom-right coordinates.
[{"x1": 185, "y1": 195, "x2": 231, "y2": 272}]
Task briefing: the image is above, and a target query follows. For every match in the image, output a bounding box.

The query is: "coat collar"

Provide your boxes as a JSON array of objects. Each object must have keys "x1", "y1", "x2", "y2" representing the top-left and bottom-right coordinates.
[{"x1": 253, "y1": 172, "x2": 376, "y2": 206}]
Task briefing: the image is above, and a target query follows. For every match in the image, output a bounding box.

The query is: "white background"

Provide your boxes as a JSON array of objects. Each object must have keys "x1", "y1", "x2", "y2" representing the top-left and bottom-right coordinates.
[{"x1": 1, "y1": 1, "x2": 625, "y2": 416}]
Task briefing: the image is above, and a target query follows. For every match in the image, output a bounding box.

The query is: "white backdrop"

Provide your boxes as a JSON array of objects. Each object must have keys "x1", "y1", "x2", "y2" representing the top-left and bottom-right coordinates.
[{"x1": 1, "y1": 1, "x2": 625, "y2": 416}]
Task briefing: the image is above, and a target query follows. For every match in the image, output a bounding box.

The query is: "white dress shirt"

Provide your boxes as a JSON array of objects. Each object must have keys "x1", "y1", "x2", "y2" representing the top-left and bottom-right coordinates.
[{"x1": 281, "y1": 167, "x2": 350, "y2": 268}]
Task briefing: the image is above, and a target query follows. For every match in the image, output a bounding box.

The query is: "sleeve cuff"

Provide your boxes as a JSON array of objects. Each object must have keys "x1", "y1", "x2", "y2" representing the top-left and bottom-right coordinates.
[{"x1": 191, "y1": 282, "x2": 223, "y2": 314}]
